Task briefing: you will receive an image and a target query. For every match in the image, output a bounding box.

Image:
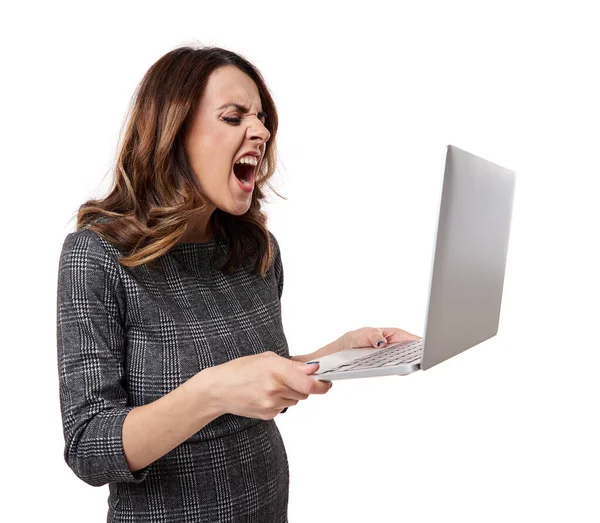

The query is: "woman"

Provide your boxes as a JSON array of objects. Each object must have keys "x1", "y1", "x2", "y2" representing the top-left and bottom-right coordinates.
[{"x1": 56, "y1": 44, "x2": 418, "y2": 522}]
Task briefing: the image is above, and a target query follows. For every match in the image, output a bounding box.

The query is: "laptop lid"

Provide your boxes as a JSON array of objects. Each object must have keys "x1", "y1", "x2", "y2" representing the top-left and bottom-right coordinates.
[{"x1": 421, "y1": 145, "x2": 516, "y2": 370}]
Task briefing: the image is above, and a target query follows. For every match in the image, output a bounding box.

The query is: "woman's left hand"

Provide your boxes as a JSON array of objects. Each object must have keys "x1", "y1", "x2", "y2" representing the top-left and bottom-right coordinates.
[{"x1": 342, "y1": 326, "x2": 421, "y2": 350}]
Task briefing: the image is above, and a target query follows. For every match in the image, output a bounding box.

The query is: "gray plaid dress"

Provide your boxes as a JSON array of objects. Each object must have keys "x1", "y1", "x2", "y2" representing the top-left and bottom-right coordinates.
[{"x1": 56, "y1": 228, "x2": 291, "y2": 522}]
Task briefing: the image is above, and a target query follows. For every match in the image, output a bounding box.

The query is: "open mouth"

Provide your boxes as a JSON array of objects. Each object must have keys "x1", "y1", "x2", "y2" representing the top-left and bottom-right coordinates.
[{"x1": 233, "y1": 162, "x2": 255, "y2": 184}]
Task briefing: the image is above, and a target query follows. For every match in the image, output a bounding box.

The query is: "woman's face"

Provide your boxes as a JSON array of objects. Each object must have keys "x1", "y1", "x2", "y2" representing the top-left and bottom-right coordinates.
[{"x1": 184, "y1": 65, "x2": 271, "y2": 216}]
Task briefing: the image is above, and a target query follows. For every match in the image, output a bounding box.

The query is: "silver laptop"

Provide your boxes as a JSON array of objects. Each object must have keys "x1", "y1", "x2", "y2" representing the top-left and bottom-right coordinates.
[{"x1": 312, "y1": 145, "x2": 516, "y2": 381}]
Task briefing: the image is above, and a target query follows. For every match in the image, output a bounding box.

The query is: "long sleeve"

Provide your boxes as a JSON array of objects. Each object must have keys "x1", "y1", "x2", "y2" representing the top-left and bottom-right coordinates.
[
  {"x1": 56, "y1": 230, "x2": 150, "y2": 487},
  {"x1": 269, "y1": 231, "x2": 284, "y2": 301},
  {"x1": 268, "y1": 230, "x2": 292, "y2": 374}
]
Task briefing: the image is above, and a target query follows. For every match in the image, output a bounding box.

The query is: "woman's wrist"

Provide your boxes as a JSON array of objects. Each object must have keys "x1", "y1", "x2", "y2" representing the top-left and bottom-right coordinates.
[
  {"x1": 298, "y1": 334, "x2": 349, "y2": 362},
  {"x1": 188, "y1": 367, "x2": 227, "y2": 420},
  {"x1": 122, "y1": 368, "x2": 225, "y2": 472}
]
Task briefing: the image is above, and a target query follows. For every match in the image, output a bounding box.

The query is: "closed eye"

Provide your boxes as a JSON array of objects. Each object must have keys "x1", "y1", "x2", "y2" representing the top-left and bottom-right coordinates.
[
  {"x1": 222, "y1": 114, "x2": 268, "y2": 125},
  {"x1": 222, "y1": 117, "x2": 241, "y2": 124}
]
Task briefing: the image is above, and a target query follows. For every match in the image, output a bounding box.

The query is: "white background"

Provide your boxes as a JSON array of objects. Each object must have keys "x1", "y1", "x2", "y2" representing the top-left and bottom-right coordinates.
[{"x1": 2, "y1": 1, "x2": 599, "y2": 521}]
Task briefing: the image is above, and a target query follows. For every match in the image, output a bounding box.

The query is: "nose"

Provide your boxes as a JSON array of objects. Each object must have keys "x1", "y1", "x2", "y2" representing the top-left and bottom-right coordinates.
[{"x1": 246, "y1": 116, "x2": 271, "y2": 146}]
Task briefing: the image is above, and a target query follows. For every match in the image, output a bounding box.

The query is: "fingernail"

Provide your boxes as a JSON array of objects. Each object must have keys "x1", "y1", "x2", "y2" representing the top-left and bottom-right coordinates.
[
  {"x1": 306, "y1": 361, "x2": 319, "y2": 364},
  {"x1": 377, "y1": 339, "x2": 386, "y2": 347}
]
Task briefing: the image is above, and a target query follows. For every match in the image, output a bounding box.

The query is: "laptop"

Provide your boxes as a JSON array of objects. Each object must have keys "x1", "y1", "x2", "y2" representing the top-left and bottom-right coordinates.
[{"x1": 311, "y1": 145, "x2": 516, "y2": 381}]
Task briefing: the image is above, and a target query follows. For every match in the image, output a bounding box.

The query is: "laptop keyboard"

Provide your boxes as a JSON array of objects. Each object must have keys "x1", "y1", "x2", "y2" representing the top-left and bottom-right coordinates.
[{"x1": 316, "y1": 340, "x2": 423, "y2": 374}]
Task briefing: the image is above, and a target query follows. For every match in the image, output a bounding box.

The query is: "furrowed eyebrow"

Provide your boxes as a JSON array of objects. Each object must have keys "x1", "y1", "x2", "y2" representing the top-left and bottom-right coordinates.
[{"x1": 218, "y1": 103, "x2": 267, "y2": 120}]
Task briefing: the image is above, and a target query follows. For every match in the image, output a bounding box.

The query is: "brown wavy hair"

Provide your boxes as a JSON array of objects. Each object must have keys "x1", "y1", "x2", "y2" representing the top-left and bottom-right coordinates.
[{"x1": 74, "y1": 44, "x2": 285, "y2": 275}]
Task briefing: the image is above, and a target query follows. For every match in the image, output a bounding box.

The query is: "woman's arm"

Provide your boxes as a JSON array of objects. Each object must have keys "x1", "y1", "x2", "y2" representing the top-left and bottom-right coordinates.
[
  {"x1": 290, "y1": 334, "x2": 348, "y2": 363},
  {"x1": 122, "y1": 368, "x2": 223, "y2": 472},
  {"x1": 57, "y1": 231, "x2": 224, "y2": 486}
]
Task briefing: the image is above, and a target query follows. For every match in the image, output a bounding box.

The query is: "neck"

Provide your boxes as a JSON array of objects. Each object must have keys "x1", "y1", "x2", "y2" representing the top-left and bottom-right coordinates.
[{"x1": 178, "y1": 213, "x2": 214, "y2": 243}]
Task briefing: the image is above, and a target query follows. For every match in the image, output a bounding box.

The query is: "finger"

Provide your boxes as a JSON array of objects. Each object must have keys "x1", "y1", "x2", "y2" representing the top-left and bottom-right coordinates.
[
  {"x1": 278, "y1": 389, "x2": 310, "y2": 401},
  {"x1": 365, "y1": 327, "x2": 405, "y2": 348},
  {"x1": 302, "y1": 360, "x2": 333, "y2": 394},
  {"x1": 300, "y1": 361, "x2": 321, "y2": 374},
  {"x1": 308, "y1": 376, "x2": 333, "y2": 394},
  {"x1": 300, "y1": 362, "x2": 332, "y2": 394},
  {"x1": 278, "y1": 383, "x2": 332, "y2": 414},
  {"x1": 277, "y1": 360, "x2": 319, "y2": 395},
  {"x1": 273, "y1": 396, "x2": 302, "y2": 415},
  {"x1": 302, "y1": 362, "x2": 333, "y2": 394},
  {"x1": 381, "y1": 328, "x2": 421, "y2": 343},
  {"x1": 279, "y1": 398, "x2": 300, "y2": 409},
  {"x1": 281, "y1": 361, "x2": 333, "y2": 396},
  {"x1": 270, "y1": 374, "x2": 310, "y2": 401}
]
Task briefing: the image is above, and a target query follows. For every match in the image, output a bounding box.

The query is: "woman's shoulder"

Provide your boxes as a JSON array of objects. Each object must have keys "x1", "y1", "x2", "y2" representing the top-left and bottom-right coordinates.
[
  {"x1": 267, "y1": 229, "x2": 282, "y2": 253},
  {"x1": 60, "y1": 227, "x2": 124, "y2": 268}
]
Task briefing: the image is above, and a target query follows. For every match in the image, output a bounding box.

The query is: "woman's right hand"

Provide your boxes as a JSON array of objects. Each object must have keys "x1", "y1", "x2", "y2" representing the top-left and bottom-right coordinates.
[{"x1": 203, "y1": 351, "x2": 332, "y2": 420}]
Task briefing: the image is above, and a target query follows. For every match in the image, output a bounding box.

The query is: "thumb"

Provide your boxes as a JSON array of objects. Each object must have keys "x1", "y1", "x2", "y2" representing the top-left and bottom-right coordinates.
[
  {"x1": 295, "y1": 360, "x2": 320, "y2": 374},
  {"x1": 373, "y1": 331, "x2": 388, "y2": 348}
]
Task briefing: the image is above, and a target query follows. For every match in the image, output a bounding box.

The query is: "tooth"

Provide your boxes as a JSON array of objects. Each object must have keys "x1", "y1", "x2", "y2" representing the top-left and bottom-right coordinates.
[{"x1": 236, "y1": 156, "x2": 257, "y2": 166}]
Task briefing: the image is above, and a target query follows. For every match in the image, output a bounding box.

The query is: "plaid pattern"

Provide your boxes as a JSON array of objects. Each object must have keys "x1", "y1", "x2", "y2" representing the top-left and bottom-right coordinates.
[{"x1": 56, "y1": 228, "x2": 290, "y2": 522}]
